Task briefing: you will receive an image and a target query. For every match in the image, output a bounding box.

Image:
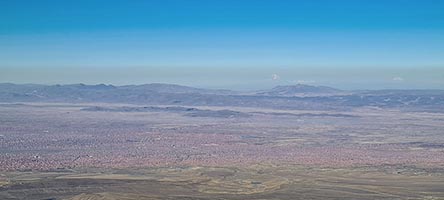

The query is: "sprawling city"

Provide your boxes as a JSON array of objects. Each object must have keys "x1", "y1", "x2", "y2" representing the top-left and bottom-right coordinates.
[{"x1": 0, "y1": 83, "x2": 444, "y2": 199}]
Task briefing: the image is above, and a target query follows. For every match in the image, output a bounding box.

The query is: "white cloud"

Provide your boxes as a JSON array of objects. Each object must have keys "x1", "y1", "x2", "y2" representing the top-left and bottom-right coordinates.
[
  {"x1": 392, "y1": 77, "x2": 404, "y2": 82},
  {"x1": 271, "y1": 73, "x2": 280, "y2": 81}
]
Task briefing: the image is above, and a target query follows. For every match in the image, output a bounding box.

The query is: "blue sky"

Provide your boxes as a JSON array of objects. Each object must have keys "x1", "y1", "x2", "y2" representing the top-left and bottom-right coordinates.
[{"x1": 0, "y1": 0, "x2": 443, "y2": 89}]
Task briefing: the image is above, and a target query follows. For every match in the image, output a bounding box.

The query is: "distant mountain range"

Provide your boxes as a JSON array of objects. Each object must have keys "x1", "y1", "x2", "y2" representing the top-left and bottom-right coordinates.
[
  {"x1": 1, "y1": 83, "x2": 443, "y2": 112},
  {"x1": 256, "y1": 84, "x2": 346, "y2": 97}
]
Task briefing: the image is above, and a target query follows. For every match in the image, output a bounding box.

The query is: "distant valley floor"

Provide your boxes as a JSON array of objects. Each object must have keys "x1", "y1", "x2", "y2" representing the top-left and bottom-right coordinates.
[{"x1": 0, "y1": 103, "x2": 444, "y2": 199}]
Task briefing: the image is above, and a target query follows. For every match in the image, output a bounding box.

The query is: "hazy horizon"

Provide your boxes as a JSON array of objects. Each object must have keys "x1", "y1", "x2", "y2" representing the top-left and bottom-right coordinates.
[{"x1": 1, "y1": 0, "x2": 443, "y2": 90}]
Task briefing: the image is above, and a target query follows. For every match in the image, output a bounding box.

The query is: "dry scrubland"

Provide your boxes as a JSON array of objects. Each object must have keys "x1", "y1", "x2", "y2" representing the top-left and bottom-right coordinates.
[{"x1": 1, "y1": 103, "x2": 444, "y2": 199}]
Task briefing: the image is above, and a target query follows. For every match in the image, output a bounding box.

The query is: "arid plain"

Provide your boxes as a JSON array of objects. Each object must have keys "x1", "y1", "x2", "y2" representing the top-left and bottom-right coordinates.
[{"x1": 1, "y1": 101, "x2": 444, "y2": 199}]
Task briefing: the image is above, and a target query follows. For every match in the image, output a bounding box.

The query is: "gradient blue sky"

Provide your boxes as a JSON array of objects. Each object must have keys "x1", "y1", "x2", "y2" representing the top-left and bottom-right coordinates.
[{"x1": 1, "y1": 0, "x2": 443, "y2": 90}]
